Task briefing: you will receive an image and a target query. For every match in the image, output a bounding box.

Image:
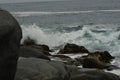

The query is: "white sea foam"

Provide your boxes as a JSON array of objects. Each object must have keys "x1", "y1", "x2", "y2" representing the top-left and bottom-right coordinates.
[
  {"x1": 21, "y1": 24, "x2": 71, "y2": 47},
  {"x1": 21, "y1": 23, "x2": 120, "y2": 56},
  {"x1": 21, "y1": 23, "x2": 86, "y2": 47},
  {"x1": 64, "y1": 53, "x2": 88, "y2": 59},
  {"x1": 12, "y1": 9, "x2": 120, "y2": 17},
  {"x1": 100, "y1": 9, "x2": 120, "y2": 12},
  {"x1": 12, "y1": 11, "x2": 94, "y2": 17},
  {"x1": 105, "y1": 58, "x2": 120, "y2": 76},
  {"x1": 105, "y1": 69, "x2": 120, "y2": 76}
]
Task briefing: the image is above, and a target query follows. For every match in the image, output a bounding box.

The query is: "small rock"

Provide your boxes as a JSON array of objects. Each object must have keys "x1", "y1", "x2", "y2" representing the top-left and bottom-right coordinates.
[
  {"x1": 19, "y1": 46, "x2": 50, "y2": 60},
  {"x1": 89, "y1": 51, "x2": 115, "y2": 63},
  {"x1": 82, "y1": 58, "x2": 107, "y2": 69},
  {"x1": 58, "y1": 43, "x2": 89, "y2": 54}
]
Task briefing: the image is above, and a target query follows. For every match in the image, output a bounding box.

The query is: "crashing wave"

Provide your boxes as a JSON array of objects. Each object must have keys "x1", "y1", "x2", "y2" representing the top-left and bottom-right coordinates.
[
  {"x1": 21, "y1": 23, "x2": 120, "y2": 56},
  {"x1": 12, "y1": 9, "x2": 120, "y2": 17}
]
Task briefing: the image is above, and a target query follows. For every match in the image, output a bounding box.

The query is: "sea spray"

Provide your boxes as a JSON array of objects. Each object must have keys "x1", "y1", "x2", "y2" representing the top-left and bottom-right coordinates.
[
  {"x1": 21, "y1": 23, "x2": 120, "y2": 56},
  {"x1": 21, "y1": 24, "x2": 67, "y2": 47}
]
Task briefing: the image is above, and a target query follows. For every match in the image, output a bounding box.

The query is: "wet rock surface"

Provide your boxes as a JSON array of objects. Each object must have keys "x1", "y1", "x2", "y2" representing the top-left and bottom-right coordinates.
[
  {"x1": 19, "y1": 46, "x2": 50, "y2": 60},
  {"x1": 15, "y1": 58, "x2": 70, "y2": 80},
  {"x1": 58, "y1": 43, "x2": 89, "y2": 54},
  {"x1": 71, "y1": 69, "x2": 120, "y2": 80},
  {"x1": 17, "y1": 42, "x2": 120, "y2": 80}
]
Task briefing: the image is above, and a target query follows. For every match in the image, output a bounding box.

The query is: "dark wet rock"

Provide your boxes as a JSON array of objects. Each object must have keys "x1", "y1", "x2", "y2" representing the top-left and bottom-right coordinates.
[
  {"x1": 89, "y1": 51, "x2": 115, "y2": 63},
  {"x1": 71, "y1": 68, "x2": 120, "y2": 80},
  {"x1": 82, "y1": 58, "x2": 107, "y2": 69},
  {"x1": 75, "y1": 51, "x2": 114, "y2": 65},
  {"x1": 23, "y1": 36, "x2": 37, "y2": 45},
  {"x1": 74, "y1": 51, "x2": 117, "y2": 70},
  {"x1": 31, "y1": 44, "x2": 52, "y2": 54},
  {"x1": 99, "y1": 51, "x2": 115, "y2": 62},
  {"x1": 75, "y1": 56, "x2": 88, "y2": 66},
  {"x1": 19, "y1": 46, "x2": 50, "y2": 60},
  {"x1": 41, "y1": 44, "x2": 52, "y2": 52},
  {"x1": 58, "y1": 43, "x2": 89, "y2": 54},
  {"x1": 22, "y1": 45, "x2": 51, "y2": 55},
  {"x1": 30, "y1": 45, "x2": 51, "y2": 56},
  {"x1": 0, "y1": 9, "x2": 22, "y2": 80},
  {"x1": 23, "y1": 37, "x2": 52, "y2": 55},
  {"x1": 15, "y1": 57, "x2": 70, "y2": 80},
  {"x1": 23, "y1": 36, "x2": 52, "y2": 51}
]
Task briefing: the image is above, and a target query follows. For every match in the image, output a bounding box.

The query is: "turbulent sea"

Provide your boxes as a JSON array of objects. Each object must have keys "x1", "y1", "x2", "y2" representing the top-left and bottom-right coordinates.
[{"x1": 1, "y1": 0, "x2": 120, "y2": 75}]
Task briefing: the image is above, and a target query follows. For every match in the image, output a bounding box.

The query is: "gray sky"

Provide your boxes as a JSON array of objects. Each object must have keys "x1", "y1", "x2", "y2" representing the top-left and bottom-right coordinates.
[{"x1": 0, "y1": 0, "x2": 62, "y2": 3}]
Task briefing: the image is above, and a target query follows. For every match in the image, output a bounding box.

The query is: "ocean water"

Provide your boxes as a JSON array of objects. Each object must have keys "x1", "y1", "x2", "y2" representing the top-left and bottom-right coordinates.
[
  {"x1": 1, "y1": 0, "x2": 120, "y2": 75},
  {"x1": 1, "y1": 0, "x2": 120, "y2": 56}
]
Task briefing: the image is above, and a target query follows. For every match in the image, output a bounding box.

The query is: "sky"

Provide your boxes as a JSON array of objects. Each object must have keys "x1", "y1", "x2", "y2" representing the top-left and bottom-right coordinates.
[{"x1": 0, "y1": 0, "x2": 62, "y2": 3}]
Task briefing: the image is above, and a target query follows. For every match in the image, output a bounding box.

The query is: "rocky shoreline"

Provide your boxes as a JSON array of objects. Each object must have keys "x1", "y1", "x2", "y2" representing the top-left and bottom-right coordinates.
[{"x1": 15, "y1": 37, "x2": 120, "y2": 80}]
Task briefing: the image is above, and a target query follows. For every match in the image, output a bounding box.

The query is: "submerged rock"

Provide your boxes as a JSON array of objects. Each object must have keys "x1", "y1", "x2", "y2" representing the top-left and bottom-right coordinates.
[
  {"x1": 15, "y1": 58, "x2": 70, "y2": 80},
  {"x1": 58, "y1": 43, "x2": 89, "y2": 54}
]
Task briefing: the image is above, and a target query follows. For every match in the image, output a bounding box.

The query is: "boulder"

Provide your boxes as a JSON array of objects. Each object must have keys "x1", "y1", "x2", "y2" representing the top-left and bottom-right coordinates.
[
  {"x1": 75, "y1": 51, "x2": 114, "y2": 63},
  {"x1": 58, "y1": 43, "x2": 89, "y2": 54},
  {"x1": 23, "y1": 37, "x2": 52, "y2": 54},
  {"x1": 82, "y1": 58, "x2": 107, "y2": 69},
  {"x1": 15, "y1": 57, "x2": 70, "y2": 80},
  {"x1": 75, "y1": 55, "x2": 88, "y2": 66},
  {"x1": 75, "y1": 51, "x2": 116, "y2": 70},
  {"x1": 30, "y1": 45, "x2": 52, "y2": 55},
  {"x1": 19, "y1": 46, "x2": 50, "y2": 60},
  {"x1": 71, "y1": 69, "x2": 120, "y2": 80},
  {"x1": 0, "y1": 9, "x2": 22, "y2": 80},
  {"x1": 88, "y1": 51, "x2": 115, "y2": 63}
]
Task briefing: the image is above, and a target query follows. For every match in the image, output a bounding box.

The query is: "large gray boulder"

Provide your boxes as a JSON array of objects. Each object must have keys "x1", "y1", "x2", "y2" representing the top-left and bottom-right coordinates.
[
  {"x1": 15, "y1": 57, "x2": 70, "y2": 80},
  {"x1": 0, "y1": 9, "x2": 22, "y2": 80}
]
